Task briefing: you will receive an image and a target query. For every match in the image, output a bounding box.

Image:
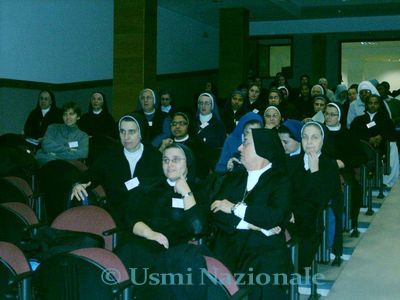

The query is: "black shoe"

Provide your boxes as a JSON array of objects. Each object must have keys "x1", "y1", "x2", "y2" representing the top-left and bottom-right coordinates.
[
  {"x1": 350, "y1": 228, "x2": 360, "y2": 238},
  {"x1": 331, "y1": 256, "x2": 342, "y2": 267}
]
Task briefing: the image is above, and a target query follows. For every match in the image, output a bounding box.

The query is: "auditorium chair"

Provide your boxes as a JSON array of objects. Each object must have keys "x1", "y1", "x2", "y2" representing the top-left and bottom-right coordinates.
[
  {"x1": 32, "y1": 247, "x2": 132, "y2": 300},
  {"x1": 0, "y1": 241, "x2": 33, "y2": 300}
]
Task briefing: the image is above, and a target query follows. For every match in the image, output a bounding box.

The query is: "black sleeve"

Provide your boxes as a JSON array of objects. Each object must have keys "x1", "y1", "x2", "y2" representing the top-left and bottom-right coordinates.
[{"x1": 244, "y1": 176, "x2": 292, "y2": 229}]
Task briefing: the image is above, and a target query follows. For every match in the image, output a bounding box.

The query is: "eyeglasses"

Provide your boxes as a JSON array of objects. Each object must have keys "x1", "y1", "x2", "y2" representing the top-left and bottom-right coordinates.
[
  {"x1": 140, "y1": 96, "x2": 154, "y2": 101},
  {"x1": 324, "y1": 113, "x2": 339, "y2": 117},
  {"x1": 162, "y1": 157, "x2": 186, "y2": 164},
  {"x1": 171, "y1": 121, "x2": 188, "y2": 127},
  {"x1": 264, "y1": 114, "x2": 280, "y2": 118}
]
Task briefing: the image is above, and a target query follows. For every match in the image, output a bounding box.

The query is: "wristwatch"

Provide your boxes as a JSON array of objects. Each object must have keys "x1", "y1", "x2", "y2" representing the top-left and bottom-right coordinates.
[{"x1": 182, "y1": 191, "x2": 193, "y2": 199}]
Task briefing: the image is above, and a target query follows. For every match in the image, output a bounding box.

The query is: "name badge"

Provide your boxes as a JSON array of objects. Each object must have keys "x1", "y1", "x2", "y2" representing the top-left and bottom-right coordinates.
[
  {"x1": 366, "y1": 121, "x2": 376, "y2": 128},
  {"x1": 148, "y1": 121, "x2": 153, "y2": 127},
  {"x1": 124, "y1": 177, "x2": 140, "y2": 191},
  {"x1": 68, "y1": 141, "x2": 79, "y2": 148},
  {"x1": 200, "y1": 122, "x2": 209, "y2": 129},
  {"x1": 172, "y1": 197, "x2": 184, "y2": 209},
  {"x1": 252, "y1": 109, "x2": 259, "y2": 114}
]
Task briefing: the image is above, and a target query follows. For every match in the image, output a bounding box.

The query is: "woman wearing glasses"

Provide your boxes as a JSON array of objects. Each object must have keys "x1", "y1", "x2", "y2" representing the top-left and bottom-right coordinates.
[
  {"x1": 116, "y1": 143, "x2": 210, "y2": 298},
  {"x1": 263, "y1": 106, "x2": 282, "y2": 129}
]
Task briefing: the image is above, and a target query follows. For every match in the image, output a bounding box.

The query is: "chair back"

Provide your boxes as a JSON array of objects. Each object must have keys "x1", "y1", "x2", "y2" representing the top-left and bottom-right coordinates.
[
  {"x1": 0, "y1": 202, "x2": 39, "y2": 244},
  {"x1": 51, "y1": 205, "x2": 117, "y2": 250},
  {"x1": 38, "y1": 159, "x2": 87, "y2": 223},
  {"x1": 203, "y1": 255, "x2": 240, "y2": 297},
  {"x1": 33, "y1": 247, "x2": 131, "y2": 300},
  {"x1": 0, "y1": 241, "x2": 32, "y2": 300}
]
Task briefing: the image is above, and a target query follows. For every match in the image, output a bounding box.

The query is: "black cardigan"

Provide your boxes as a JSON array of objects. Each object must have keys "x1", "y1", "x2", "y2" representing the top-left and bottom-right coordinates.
[
  {"x1": 24, "y1": 106, "x2": 63, "y2": 139},
  {"x1": 125, "y1": 179, "x2": 208, "y2": 246},
  {"x1": 79, "y1": 143, "x2": 163, "y2": 224},
  {"x1": 210, "y1": 166, "x2": 292, "y2": 272}
]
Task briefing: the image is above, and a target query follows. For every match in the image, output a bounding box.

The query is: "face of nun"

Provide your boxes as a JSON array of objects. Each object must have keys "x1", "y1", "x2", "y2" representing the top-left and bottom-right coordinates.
[
  {"x1": 301, "y1": 124, "x2": 323, "y2": 155},
  {"x1": 140, "y1": 90, "x2": 155, "y2": 113},
  {"x1": 264, "y1": 108, "x2": 281, "y2": 129},
  {"x1": 91, "y1": 93, "x2": 104, "y2": 112},
  {"x1": 238, "y1": 130, "x2": 264, "y2": 171},
  {"x1": 162, "y1": 147, "x2": 187, "y2": 181},
  {"x1": 39, "y1": 91, "x2": 52, "y2": 110},
  {"x1": 119, "y1": 120, "x2": 141, "y2": 152},
  {"x1": 324, "y1": 106, "x2": 340, "y2": 127},
  {"x1": 311, "y1": 86, "x2": 323, "y2": 97},
  {"x1": 198, "y1": 95, "x2": 213, "y2": 115},
  {"x1": 279, "y1": 133, "x2": 300, "y2": 155}
]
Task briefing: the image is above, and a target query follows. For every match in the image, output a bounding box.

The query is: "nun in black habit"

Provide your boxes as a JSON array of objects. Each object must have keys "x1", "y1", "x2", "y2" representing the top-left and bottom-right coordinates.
[
  {"x1": 114, "y1": 143, "x2": 212, "y2": 299},
  {"x1": 210, "y1": 128, "x2": 292, "y2": 300},
  {"x1": 289, "y1": 121, "x2": 342, "y2": 270}
]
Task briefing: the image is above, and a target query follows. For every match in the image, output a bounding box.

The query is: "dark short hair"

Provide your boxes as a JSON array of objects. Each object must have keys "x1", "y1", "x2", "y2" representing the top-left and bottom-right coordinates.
[
  {"x1": 278, "y1": 125, "x2": 294, "y2": 139},
  {"x1": 62, "y1": 101, "x2": 82, "y2": 117},
  {"x1": 312, "y1": 94, "x2": 329, "y2": 104}
]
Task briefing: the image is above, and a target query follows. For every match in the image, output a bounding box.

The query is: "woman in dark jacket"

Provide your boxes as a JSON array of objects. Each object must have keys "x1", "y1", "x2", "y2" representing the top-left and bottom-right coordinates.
[
  {"x1": 78, "y1": 92, "x2": 117, "y2": 139},
  {"x1": 220, "y1": 89, "x2": 249, "y2": 135},
  {"x1": 350, "y1": 94, "x2": 396, "y2": 154},
  {"x1": 115, "y1": 143, "x2": 211, "y2": 299},
  {"x1": 210, "y1": 128, "x2": 292, "y2": 299},
  {"x1": 290, "y1": 121, "x2": 342, "y2": 271},
  {"x1": 194, "y1": 93, "x2": 226, "y2": 178},
  {"x1": 71, "y1": 114, "x2": 163, "y2": 226},
  {"x1": 24, "y1": 90, "x2": 63, "y2": 141}
]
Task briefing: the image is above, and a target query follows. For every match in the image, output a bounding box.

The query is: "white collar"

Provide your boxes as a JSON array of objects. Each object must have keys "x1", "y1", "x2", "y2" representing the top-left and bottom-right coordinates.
[
  {"x1": 303, "y1": 152, "x2": 321, "y2": 171},
  {"x1": 174, "y1": 135, "x2": 189, "y2": 142},
  {"x1": 326, "y1": 123, "x2": 341, "y2": 131},
  {"x1": 93, "y1": 109, "x2": 102, "y2": 115},
  {"x1": 367, "y1": 111, "x2": 377, "y2": 121},
  {"x1": 166, "y1": 178, "x2": 176, "y2": 187},
  {"x1": 144, "y1": 109, "x2": 156, "y2": 115},
  {"x1": 289, "y1": 146, "x2": 301, "y2": 156},
  {"x1": 161, "y1": 105, "x2": 171, "y2": 113},
  {"x1": 246, "y1": 163, "x2": 272, "y2": 191},
  {"x1": 124, "y1": 143, "x2": 144, "y2": 177},
  {"x1": 199, "y1": 113, "x2": 212, "y2": 124},
  {"x1": 41, "y1": 107, "x2": 50, "y2": 116}
]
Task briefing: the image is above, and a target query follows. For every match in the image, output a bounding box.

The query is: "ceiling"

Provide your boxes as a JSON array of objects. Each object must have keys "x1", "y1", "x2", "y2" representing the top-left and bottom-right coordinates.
[{"x1": 158, "y1": 0, "x2": 400, "y2": 27}]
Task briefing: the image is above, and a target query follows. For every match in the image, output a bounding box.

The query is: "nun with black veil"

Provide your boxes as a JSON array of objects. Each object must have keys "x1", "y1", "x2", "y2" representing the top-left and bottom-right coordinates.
[
  {"x1": 210, "y1": 128, "x2": 293, "y2": 300},
  {"x1": 114, "y1": 143, "x2": 212, "y2": 299}
]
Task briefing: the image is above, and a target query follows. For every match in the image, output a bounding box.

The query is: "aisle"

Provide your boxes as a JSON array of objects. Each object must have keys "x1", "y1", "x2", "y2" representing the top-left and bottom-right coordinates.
[{"x1": 326, "y1": 180, "x2": 400, "y2": 299}]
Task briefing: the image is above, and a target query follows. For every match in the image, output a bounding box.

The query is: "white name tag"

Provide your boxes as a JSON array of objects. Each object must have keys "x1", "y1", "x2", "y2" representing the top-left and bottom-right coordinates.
[
  {"x1": 252, "y1": 109, "x2": 259, "y2": 114},
  {"x1": 68, "y1": 141, "x2": 79, "y2": 148},
  {"x1": 172, "y1": 197, "x2": 184, "y2": 209},
  {"x1": 124, "y1": 177, "x2": 140, "y2": 191},
  {"x1": 200, "y1": 122, "x2": 209, "y2": 129},
  {"x1": 366, "y1": 121, "x2": 376, "y2": 128},
  {"x1": 148, "y1": 121, "x2": 153, "y2": 127}
]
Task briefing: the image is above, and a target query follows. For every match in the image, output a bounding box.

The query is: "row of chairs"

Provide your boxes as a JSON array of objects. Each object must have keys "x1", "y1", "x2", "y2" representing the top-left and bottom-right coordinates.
[{"x1": 0, "y1": 203, "x2": 245, "y2": 299}]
